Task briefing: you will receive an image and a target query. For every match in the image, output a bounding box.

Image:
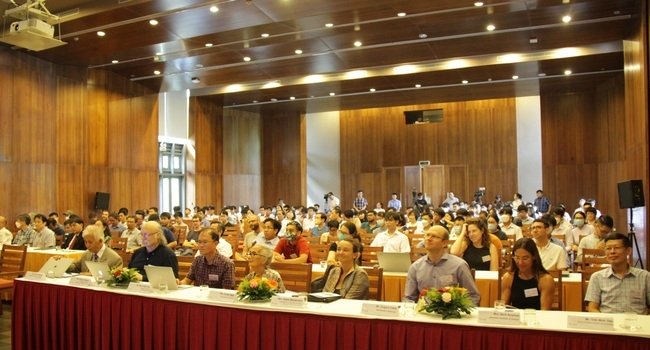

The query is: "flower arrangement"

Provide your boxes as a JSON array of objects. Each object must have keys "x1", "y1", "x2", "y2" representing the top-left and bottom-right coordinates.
[
  {"x1": 106, "y1": 267, "x2": 139, "y2": 287},
  {"x1": 237, "y1": 276, "x2": 279, "y2": 301},
  {"x1": 417, "y1": 286, "x2": 475, "y2": 319}
]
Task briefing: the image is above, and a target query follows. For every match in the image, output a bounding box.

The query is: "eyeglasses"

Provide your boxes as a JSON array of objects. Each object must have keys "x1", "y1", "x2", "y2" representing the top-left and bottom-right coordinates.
[{"x1": 423, "y1": 233, "x2": 444, "y2": 240}]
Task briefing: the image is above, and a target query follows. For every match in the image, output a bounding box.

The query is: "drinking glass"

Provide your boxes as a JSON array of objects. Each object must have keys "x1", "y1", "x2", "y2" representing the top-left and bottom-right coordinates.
[
  {"x1": 401, "y1": 298, "x2": 415, "y2": 317},
  {"x1": 158, "y1": 282, "x2": 168, "y2": 293},
  {"x1": 493, "y1": 299, "x2": 506, "y2": 310}
]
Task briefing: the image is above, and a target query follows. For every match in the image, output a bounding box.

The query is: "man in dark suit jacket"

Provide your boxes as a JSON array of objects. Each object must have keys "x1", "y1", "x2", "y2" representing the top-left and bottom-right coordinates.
[
  {"x1": 62, "y1": 215, "x2": 87, "y2": 250},
  {"x1": 67, "y1": 225, "x2": 123, "y2": 273}
]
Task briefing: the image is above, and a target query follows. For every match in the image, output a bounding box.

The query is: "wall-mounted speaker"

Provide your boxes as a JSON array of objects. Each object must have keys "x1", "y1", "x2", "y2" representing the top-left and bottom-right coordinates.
[
  {"x1": 617, "y1": 180, "x2": 644, "y2": 209},
  {"x1": 95, "y1": 192, "x2": 110, "y2": 210}
]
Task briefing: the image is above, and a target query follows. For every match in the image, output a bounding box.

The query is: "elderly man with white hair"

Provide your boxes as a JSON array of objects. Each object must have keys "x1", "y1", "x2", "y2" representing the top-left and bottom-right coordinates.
[
  {"x1": 67, "y1": 224, "x2": 123, "y2": 273},
  {"x1": 128, "y1": 220, "x2": 178, "y2": 281}
]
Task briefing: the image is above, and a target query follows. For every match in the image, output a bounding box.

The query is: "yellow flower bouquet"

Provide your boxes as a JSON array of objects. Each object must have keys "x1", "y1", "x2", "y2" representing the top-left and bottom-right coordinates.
[
  {"x1": 417, "y1": 286, "x2": 475, "y2": 319},
  {"x1": 237, "y1": 276, "x2": 279, "y2": 301}
]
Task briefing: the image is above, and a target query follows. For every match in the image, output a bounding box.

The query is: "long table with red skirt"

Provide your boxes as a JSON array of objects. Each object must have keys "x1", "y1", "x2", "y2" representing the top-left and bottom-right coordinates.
[{"x1": 12, "y1": 278, "x2": 649, "y2": 350}]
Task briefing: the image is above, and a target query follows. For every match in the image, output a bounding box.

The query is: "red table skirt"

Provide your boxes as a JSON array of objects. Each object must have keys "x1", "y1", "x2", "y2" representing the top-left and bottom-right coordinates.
[{"x1": 12, "y1": 280, "x2": 647, "y2": 350}]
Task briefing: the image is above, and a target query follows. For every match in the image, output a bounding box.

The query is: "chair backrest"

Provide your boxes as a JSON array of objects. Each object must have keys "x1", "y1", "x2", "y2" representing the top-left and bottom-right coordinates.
[
  {"x1": 117, "y1": 251, "x2": 133, "y2": 266},
  {"x1": 177, "y1": 256, "x2": 194, "y2": 281},
  {"x1": 0, "y1": 245, "x2": 27, "y2": 273},
  {"x1": 110, "y1": 237, "x2": 128, "y2": 251},
  {"x1": 305, "y1": 236, "x2": 321, "y2": 245},
  {"x1": 410, "y1": 247, "x2": 427, "y2": 262},
  {"x1": 234, "y1": 260, "x2": 250, "y2": 288},
  {"x1": 497, "y1": 269, "x2": 562, "y2": 310},
  {"x1": 270, "y1": 262, "x2": 312, "y2": 293},
  {"x1": 360, "y1": 246, "x2": 384, "y2": 266},
  {"x1": 361, "y1": 266, "x2": 384, "y2": 301},
  {"x1": 581, "y1": 266, "x2": 607, "y2": 311},
  {"x1": 405, "y1": 233, "x2": 424, "y2": 248},
  {"x1": 581, "y1": 248, "x2": 607, "y2": 270},
  {"x1": 309, "y1": 244, "x2": 330, "y2": 263}
]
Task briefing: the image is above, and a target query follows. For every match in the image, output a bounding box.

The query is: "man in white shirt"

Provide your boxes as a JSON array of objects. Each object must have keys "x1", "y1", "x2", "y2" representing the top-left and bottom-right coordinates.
[
  {"x1": 499, "y1": 207, "x2": 522, "y2": 240},
  {"x1": 301, "y1": 206, "x2": 316, "y2": 231},
  {"x1": 531, "y1": 219, "x2": 567, "y2": 271},
  {"x1": 0, "y1": 216, "x2": 13, "y2": 249},
  {"x1": 325, "y1": 192, "x2": 340, "y2": 213},
  {"x1": 387, "y1": 193, "x2": 402, "y2": 212},
  {"x1": 370, "y1": 212, "x2": 410, "y2": 253},
  {"x1": 121, "y1": 215, "x2": 143, "y2": 253}
]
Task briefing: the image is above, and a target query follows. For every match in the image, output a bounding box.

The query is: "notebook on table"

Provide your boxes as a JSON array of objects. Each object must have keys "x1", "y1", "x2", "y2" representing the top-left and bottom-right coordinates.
[
  {"x1": 39, "y1": 257, "x2": 73, "y2": 277},
  {"x1": 144, "y1": 265, "x2": 178, "y2": 290},
  {"x1": 376, "y1": 252, "x2": 412, "y2": 273}
]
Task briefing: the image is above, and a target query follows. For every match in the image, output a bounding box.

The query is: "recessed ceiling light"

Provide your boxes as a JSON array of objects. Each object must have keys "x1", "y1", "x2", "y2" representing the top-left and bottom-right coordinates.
[
  {"x1": 562, "y1": 15, "x2": 572, "y2": 23},
  {"x1": 474, "y1": 1, "x2": 484, "y2": 6},
  {"x1": 191, "y1": 77, "x2": 200, "y2": 83},
  {"x1": 294, "y1": 49, "x2": 303, "y2": 55},
  {"x1": 261, "y1": 33, "x2": 269, "y2": 38},
  {"x1": 329, "y1": 92, "x2": 335, "y2": 96},
  {"x1": 415, "y1": 84, "x2": 421, "y2": 88},
  {"x1": 153, "y1": 70, "x2": 161, "y2": 75},
  {"x1": 418, "y1": 33, "x2": 428, "y2": 39},
  {"x1": 253, "y1": 100, "x2": 258, "y2": 103},
  {"x1": 512, "y1": 75, "x2": 519, "y2": 80},
  {"x1": 290, "y1": 96, "x2": 296, "y2": 100},
  {"x1": 243, "y1": 56, "x2": 251, "y2": 62},
  {"x1": 397, "y1": 12, "x2": 406, "y2": 17},
  {"x1": 538, "y1": 72, "x2": 546, "y2": 77},
  {"x1": 462, "y1": 80, "x2": 469, "y2": 84},
  {"x1": 529, "y1": 37, "x2": 538, "y2": 44},
  {"x1": 149, "y1": 19, "x2": 158, "y2": 26},
  {"x1": 111, "y1": 60, "x2": 119, "y2": 64},
  {"x1": 369, "y1": 88, "x2": 376, "y2": 92},
  {"x1": 353, "y1": 41, "x2": 362, "y2": 47},
  {"x1": 205, "y1": 43, "x2": 213, "y2": 47},
  {"x1": 486, "y1": 24, "x2": 496, "y2": 31},
  {"x1": 210, "y1": 5, "x2": 219, "y2": 13},
  {"x1": 155, "y1": 52, "x2": 163, "y2": 56},
  {"x1": 97, "y1": 31, "x2": 105, "y2": 37},
  {"x1": 325, "y1": 23, "x2": 334, "y2": 28},
  {"x1": 270, "y1": 98, "x2": 278, "y2": 102},
  {"x1": 564, "y1": 69, "x2": 572, "y2": 75},
  {"x1": 262, "y1": 81, "x2": 282, "y2": 89}
]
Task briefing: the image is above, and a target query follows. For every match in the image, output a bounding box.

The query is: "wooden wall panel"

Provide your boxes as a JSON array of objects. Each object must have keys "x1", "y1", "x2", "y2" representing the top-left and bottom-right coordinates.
[
  {"x1": 261, "y1": 111, "x2": 305, "y2": 207},
  {"x1": 131, "y1": 95, "x2": 159, "y2": 171},
  {"x1": 340, "y1": 98, "x2": 518, "y2": 208}
]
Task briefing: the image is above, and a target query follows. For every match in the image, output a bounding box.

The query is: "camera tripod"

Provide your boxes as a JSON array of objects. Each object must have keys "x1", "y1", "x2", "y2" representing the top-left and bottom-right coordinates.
[{"x1": 627, "y1": 208, "x2": 644, "y2": 269}]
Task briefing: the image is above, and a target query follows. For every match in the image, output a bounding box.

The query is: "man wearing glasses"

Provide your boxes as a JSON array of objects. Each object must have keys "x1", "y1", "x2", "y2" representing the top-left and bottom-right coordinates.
[
  {"x1": 128, "y1": 221, "x2": 178, "y2": 281},
  {"x1": 180, "y1": 227, "x2": 235, "y2": 289},
  {"x1": 404, "y1": 225, "x2": 480, "y2": 305},
  {"x1": 585, "y1": 233, "x2": 650, "y2": 314}
]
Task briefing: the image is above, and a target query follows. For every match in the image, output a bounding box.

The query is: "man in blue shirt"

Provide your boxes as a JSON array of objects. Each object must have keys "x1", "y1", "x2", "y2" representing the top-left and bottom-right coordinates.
[
  {"x1": 533, "y1": 189, "x2": 551, "y2": 216},
  {"x1": 387, "y1": 193, "x2": 402, "y2": 211}
]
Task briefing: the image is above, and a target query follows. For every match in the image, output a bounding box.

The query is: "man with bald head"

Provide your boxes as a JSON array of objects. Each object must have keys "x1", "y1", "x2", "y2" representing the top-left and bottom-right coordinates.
[
  {"x1": 0, "y1": 216, "x2": 13, "y2": 249},
  {"x1": 404, "y1": 225, "x2": 480, "y2": 305}
]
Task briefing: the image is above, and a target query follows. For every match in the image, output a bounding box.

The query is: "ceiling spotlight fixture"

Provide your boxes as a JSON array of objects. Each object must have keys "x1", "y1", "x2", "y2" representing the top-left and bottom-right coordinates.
[
  {"x1": 529, "y1": 37, "x2": 538, "y2": 44},
  {"x1": 415, "y1": 84, "x2": 421, "y2": 88},
  {"x1": 329, "y1": 92, "x2": 335, "y2": 96},
  {"x1": 155, "y1": 52, "x2": 163, "y2": 56},
  {"x1": 210, "y1": 5, "x2": 219, "y2": 13},
  {"x1": 538, "y1": 72, "x2": 547, "y2": 77},
  {"x1": 253, "y1": 100, "x2": 258, "y2": 103},
  {"x1": 564, "y1": 69, "x2": 572, "y2": 75},
  {"x1": 191, "y1": 77, "x2": 200, "y2": 83},
  {"x1": 397, "y1": 12, "x2": 406, "y2": 17},
  {"x1": 512, "y1": 75, "x2": 519, "y2": 80},
  {"x1": 562, "y1": 15, "x2": 572, "y2": 23},
  {"x1": 149, "y1": 19, "x2": 158, "y2": 26},
  {"x1": 369, "y1": 88, "x2": 376, "y2": 92},
  {"x1": 205, "y1": 43, "x2": 213, "y2": 47},
  {"x1": 261, "y1": 33, "x2": 269, "y2": 38},
  {"x1": 97, "y1": 31, "x2": 106, "y2": 37},
  {"x1": 418, "y1": 33, "x2": 428, "y2": 39},
  {"x1": 474, "y1": 1, "x2": 484, "y2": 6},
  {"x1": 270, "y1": 98, "x2": 278, "y2": 102},
  {"x1": 111, "y1": 60, "x2": 119, "y2": 64},
  {"x1": 243, "y1": 56, "x2": 251, "y2": 62},
  {"x1": 486, "y1": 24, "x2": 496, "y2": 31},
  {"x1": 325, "y1": 23, "x2": 334, "y2": 28},
  {"x1": 153, "y1": 70, "x2": 161, "y2": 75},
  {"x1": 462, "y1": 80, "x2": 468, "y2": 84},
  {"x1": 294, "y1": 49, "x2": 303, "y2": 54},
  {"x1": 290, "y1": 96, "x2": 296, "y2": 100},
  {"x1": 353, "y1": 41, "x2": 362, "y2": 47}
]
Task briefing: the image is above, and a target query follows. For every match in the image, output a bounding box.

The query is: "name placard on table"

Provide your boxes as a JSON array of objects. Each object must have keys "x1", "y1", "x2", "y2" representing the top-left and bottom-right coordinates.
[
  {"x1": 361, "y1": 302, "x2": 401, "y2": 317},
  {"x1": 69, "y1": 276, "x2": 94, "y2": 287},
  {"x1": 567, "y1": 315, "x2": 614, "y2": 331},
  {"x1": 127, "y1": 283, "x2": 154, "y2": 294},
  {"x1": 208, "y1": 289, "x2": 238, "y2": 303},
  {"x1": 478, "y1": 309, "x2": 522, "y2": 325},
  {"x1": 24, "y1": 271, "x2": 46, "y2": 281},
  {"x1": 271, "y1": 294, "x2": 308, "y2": 309}
]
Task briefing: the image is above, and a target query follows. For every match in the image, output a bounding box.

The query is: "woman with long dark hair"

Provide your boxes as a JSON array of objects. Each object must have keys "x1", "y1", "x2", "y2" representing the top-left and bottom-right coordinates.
[{"x1": 500, "y1": 238, "x2": 555, "y2": 310}]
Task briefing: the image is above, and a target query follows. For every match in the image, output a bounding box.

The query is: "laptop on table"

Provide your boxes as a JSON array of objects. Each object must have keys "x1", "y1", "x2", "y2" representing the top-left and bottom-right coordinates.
[
  {"x1": 144, "y1": 265, "x2": 178, "y2": 290},
  {"x1": 39, "y1": 257, "x2": 73, "y2": 278}
]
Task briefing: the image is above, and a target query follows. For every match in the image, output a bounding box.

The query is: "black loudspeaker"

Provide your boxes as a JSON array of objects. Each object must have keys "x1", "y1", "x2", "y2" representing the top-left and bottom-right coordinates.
[
  {"x1": 617, "y1": 180, "x2": 645, "y2": 209},
  {"x1": 95, "y1": 192, "x2": 110, "y2": 210}
]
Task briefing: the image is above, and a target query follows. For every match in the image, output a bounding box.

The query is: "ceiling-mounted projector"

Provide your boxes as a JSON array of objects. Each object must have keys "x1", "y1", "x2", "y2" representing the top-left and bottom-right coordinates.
[{"x1": 0, "y1": 0, "x2": 66, "y2": 51}]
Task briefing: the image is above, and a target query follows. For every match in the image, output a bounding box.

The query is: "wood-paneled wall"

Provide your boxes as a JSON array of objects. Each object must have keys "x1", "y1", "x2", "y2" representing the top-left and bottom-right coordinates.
[
  {"x1": 0, "y1": 50, "x2": 158, "y2": 227},
  {"x1": 339, "y1": 99, "x2": 518, "y2": 209},
  {"x1": 261, "y1": 111, "x2": 306, "y2": 208}
]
